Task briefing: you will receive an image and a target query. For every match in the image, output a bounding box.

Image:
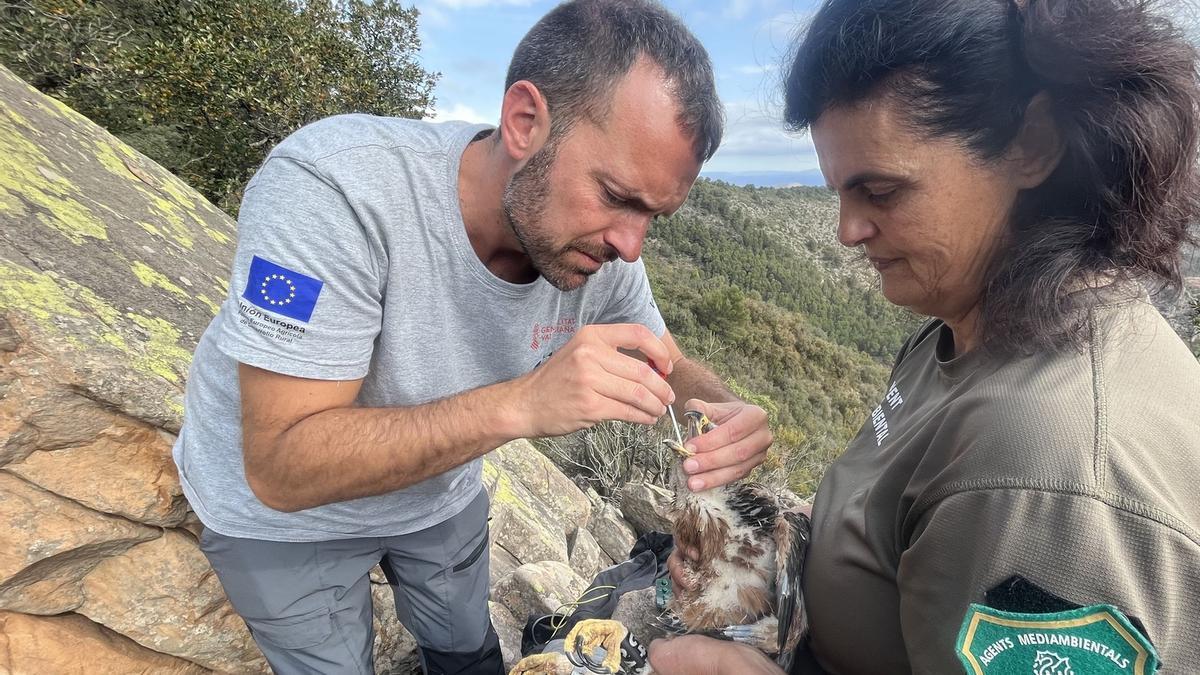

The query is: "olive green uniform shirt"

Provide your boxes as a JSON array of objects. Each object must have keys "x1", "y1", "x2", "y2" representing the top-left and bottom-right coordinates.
[{"x1": 801, "y1": 300, "x2": 1200, "y2": 673}]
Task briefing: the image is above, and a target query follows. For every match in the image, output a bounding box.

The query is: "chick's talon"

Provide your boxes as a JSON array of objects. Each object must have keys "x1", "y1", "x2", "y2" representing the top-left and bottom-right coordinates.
[
  {"x1": 566, "y1": 619, "x2": 630, "y2": 674},
  {"x1": 508, "y1": 652, "x2": 573, "y2": 675}
]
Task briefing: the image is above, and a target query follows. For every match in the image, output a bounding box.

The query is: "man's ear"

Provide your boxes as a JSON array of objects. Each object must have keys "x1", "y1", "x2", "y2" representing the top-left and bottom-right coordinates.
[
  {"x1": 1008, "y1": 92, "x2": 1066, "y2": 189},
  {"x1": 499, "y1": 80, "x2": 551, "y2": 169}
]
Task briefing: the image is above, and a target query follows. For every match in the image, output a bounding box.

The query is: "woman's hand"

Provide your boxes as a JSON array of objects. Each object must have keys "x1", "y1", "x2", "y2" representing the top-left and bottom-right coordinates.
[
  {"x1": 649, "y1": 635, "x2": 786, "y2": 675},
  {"x1": 658, "y1": 550, "x2": 788, "y2": 673},
  {"x1": 666, "y1": 545, "x2": 697, "y2": 591}
]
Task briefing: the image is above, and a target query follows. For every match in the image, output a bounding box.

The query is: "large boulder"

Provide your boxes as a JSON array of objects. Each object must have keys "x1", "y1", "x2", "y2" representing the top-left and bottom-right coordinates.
[
  {"x1": 483, "y1": 450, "x2": 571, "y2": 566},
  {"x1": 490, "y1": 601, "x2": 526, "y2": 672},
  {"x1": 611, "y1": 587, "x2": 666, "y2": 649},
  {"x1": 0, "y1": 67, "x2": 235, "y2": 431},
  {"x1": 492, "y1": 561, "x2": 589, "y2": 625},
  {"x1": 482, "y1": 440, "x2": 601, "y2": 572},
  {"x1": 489, "y1": 542, "x2": 523, "y2": 589},
  {"x1": 0, "y1": 62, "x2": 252, "y2": 672},
  {"x1": 589, "y1": 499, "x2": 639, "y2": 563},
  {"x1": 0, "y1": 611, "x2": 209, "y2": 674},
  {"x1": 6, "y1": 423, "x2": 187, "y2": 527},
  {"x1": 75, "y1": 530, "x2": 266, "y2": 673},
  {"x1": 0, "y1": 472, "x2": 160, "y2": 615},
  {"x1": 567, "y1": 526, "x2": 610, "y2": 583},
  {"x1": 490, "y1": 439, "x2": 592, "y2": 532},
  {"x1": 620, "y1": 482, "x2": 676, "y2": 537}
]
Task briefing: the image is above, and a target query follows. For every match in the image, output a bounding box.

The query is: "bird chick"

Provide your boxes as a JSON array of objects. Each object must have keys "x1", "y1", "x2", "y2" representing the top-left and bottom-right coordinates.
[{"x1": 662, "y1": 410, "x2": 810, "y2": 671}]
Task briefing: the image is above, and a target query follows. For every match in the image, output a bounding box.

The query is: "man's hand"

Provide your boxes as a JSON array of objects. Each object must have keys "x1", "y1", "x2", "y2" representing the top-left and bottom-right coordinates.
[
  {"x1": 508, "y1": 323, "x2": 676, "y2": 437},
  {"x1": 649, "y1": 635, "x2": 785, "y2": 675},
  {"x1": 677, "y1": 399, "x2": 772, "y2": 491}
]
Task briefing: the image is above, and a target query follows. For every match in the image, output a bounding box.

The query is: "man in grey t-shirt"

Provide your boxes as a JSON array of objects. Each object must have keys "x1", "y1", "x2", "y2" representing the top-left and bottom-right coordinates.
[{"x1": 173, "y1": 1, "x2": 774, "y2": 673}]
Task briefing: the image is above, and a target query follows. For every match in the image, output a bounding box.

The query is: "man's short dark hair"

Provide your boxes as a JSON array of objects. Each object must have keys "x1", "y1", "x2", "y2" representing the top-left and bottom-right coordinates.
[{"x1": 506, "y1": 0, "x2": 723, "y2": 162}]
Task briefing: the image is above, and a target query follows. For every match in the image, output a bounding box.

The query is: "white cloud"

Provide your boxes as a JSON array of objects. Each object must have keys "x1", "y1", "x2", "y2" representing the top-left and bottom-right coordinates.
[
  {"x1": 711, "y1": 10, "x2": 808, "y2": 91},
  {"x1": 416, "y1": 4, "x2": 450, "y2": 29},
  {"x1": 427, "y1": 102, "x2": 497, "y2": 125},
  {"x1": 723, "y1": 0, "x2": 756, "y2": 21},
  {"x1": 412, "y1": 0, "x2": 534, "y2": 26},
  {"x1": 721, "y1": 113, "x2": 812, "y2": 156},
  {"x1": 732, "y1": 63, "x2": 778, "y2": 76},
  {"x1": 422, "y1": 0, "x2": 539, "y2": 8},
  {"x1": 705, "y1": 98, "x2": 817, "y2": 172},
  {"x1": 720, "y1": 0, "x2": 795, "y2": 22},
  {"x1": 760, "y1": 10, "x2": 810, "y2": 55}
]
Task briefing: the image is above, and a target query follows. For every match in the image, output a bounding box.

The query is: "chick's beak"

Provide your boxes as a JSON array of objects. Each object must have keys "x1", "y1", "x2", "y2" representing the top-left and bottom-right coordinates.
[
  {"x1": 663, "y1": 438, "x2": 694, "y2": 458},
  {"x1": 662, "y1": 410, "x2": 715, "y2": 458}
]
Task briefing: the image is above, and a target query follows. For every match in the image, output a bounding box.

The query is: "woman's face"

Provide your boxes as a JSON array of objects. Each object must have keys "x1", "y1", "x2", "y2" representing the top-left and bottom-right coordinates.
[{"x1": 811, "y1": 97, "x2": 1026, "y2": 323}]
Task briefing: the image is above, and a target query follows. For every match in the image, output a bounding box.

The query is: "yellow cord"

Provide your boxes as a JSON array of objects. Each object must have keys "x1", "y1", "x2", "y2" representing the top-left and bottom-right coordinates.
[{"x1": 546, "y1": 585, "x2": 619, "y2": 633}]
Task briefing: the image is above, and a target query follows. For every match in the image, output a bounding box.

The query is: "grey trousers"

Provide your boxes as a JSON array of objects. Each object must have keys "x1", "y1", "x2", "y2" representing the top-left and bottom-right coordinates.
[{"x1": 199, "y1": 489, "x2": 503, "y2": 675}]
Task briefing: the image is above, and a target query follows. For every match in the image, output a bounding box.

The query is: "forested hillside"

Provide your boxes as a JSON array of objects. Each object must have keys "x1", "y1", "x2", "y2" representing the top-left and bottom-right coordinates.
[
  {"x1": 655, "y1": 180, "x2": 916, "y2": 361},
  {"x1": 639, "y1": 179, "x2": 919, "y2": 492}
]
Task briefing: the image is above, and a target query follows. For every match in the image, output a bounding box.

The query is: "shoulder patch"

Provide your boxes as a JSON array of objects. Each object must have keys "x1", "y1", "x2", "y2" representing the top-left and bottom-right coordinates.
[
  {"x1": 241, "y1": 255, "x2": 324, "y2": 322},
  {"x1": 956, "y1": 603, "x2": 1159, "y2": 674}
]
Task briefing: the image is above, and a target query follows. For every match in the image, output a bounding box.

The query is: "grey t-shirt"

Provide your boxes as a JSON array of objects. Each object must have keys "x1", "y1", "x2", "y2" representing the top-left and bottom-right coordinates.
[
  {"x1": 173, "y1": 116, "x2": 666, "y2": 542},
  {"x1": 801, "y1": 299, "x2": 1200, "y2": 673}
]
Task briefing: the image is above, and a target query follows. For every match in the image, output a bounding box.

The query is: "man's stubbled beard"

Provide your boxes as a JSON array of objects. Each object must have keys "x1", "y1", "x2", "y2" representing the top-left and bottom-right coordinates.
[{"x1": 502, "y1": 136, "x2": 618, "y2": 291}]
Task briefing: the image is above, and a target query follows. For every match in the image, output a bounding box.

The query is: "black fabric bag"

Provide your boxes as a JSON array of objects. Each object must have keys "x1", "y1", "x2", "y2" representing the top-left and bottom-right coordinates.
[{"x1": 519, "y1": 532, "x2": 674, "y2": 657}]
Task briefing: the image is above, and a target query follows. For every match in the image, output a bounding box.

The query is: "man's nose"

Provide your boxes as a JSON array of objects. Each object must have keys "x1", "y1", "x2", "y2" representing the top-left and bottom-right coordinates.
[{"x1": 604, "y1": 214, "x2": 651, "y2": 262}]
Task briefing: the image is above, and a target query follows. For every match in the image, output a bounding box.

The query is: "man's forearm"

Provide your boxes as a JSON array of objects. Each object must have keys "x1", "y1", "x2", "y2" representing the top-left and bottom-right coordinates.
[
  {"x1": 248, "y1": 380, "x2": 522, "y2": 512},
  {"x1": 668, "y1": 356, "x2": 739, "y2": 407}
]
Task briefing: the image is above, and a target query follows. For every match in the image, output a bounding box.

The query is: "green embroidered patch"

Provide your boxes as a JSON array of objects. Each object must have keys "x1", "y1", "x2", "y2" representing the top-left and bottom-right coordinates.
[{"x1": 956, "y1": 604, "x2": 1159, "y2": 674}]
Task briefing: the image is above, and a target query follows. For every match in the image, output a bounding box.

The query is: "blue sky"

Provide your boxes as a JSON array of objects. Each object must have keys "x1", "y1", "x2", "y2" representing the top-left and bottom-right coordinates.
[{"x1": 410, "y1": 0, "x2": 820, "y2": 178}]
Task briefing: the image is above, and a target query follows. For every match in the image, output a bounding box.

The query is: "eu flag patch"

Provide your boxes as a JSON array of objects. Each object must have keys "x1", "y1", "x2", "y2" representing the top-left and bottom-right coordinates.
[{"x1": 241, "y1": 255, "x2": 324, "y2": 322}]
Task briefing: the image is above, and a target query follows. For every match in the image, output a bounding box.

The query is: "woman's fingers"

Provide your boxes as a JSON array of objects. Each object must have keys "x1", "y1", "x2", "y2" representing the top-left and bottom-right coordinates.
[{"x1": 666, "y1": 549, "x2": 692, "y2": 591}]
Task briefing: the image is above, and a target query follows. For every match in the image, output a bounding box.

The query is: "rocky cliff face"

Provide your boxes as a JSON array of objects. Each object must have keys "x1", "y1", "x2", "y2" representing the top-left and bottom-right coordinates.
[{"x1": 0, "y1": 66, "x2": 667, "y2": 672}]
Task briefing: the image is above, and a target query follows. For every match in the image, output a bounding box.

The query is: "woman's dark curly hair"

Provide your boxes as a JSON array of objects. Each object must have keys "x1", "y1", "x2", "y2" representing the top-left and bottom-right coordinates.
[{"x1": 784, "y1": 0, "x2": 1200, "y2": 352}]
